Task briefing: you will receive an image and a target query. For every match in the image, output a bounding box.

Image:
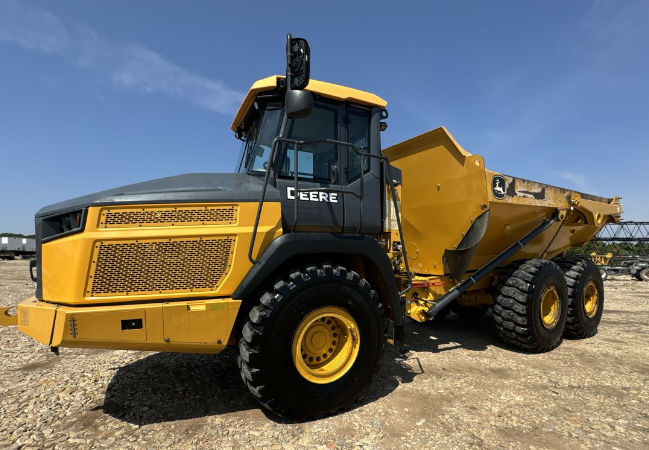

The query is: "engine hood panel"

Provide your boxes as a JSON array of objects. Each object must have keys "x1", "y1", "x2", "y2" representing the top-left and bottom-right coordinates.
[{"x1": 36, "y1": 173, "x2": 278, "y2": 217}]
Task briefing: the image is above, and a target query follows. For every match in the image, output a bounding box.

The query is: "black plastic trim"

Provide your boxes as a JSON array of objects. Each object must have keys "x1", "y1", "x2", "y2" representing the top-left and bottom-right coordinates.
[
  {"x1": 36, "y1": 173, "x2": 280, "y2": 218},
  {"x1": 41, "y1": 208, "x2": 87, "y2": 243},
  {"x1": 29, "y1": 260, "x2": 37, "y2": 282},
  {"x1": 443, "y1": 210, "x2": 490, "y2": 280},
  {"x1": 121, "y1": 318, "x2": 143, "y2": 330},
  {"x1": 35, "y1": 216, "x2": 43, "y2": 299},
  {"x1": 233, "y1": 233, "x2": 403, "y2": 329}
]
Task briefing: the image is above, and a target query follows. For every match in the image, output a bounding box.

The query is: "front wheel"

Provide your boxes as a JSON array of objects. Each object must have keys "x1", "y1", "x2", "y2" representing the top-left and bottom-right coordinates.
[
  {"x1": 637, "y1": 268, "x2": 649, "y2": 281},
  {"x1": 237, "y1": 264, "x2": 386, "y2": 420}
]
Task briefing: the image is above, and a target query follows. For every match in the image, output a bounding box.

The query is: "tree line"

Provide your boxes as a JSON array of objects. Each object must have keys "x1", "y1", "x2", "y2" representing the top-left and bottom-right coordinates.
[{"x1": 568, "y1": 242, "x2": 649, "y2": 257}]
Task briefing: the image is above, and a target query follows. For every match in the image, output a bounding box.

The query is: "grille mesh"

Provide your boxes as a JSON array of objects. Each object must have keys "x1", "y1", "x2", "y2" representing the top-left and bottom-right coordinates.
[
  {"x1": 88, "y1": 237, "x2": 235, "y2": 297},
  {"x1": 99, "y1": 206, "x2": 238, "y2": 228}
]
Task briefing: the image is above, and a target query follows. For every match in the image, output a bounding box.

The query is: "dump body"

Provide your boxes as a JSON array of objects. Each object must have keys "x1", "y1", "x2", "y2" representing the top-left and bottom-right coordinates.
[{"x1": 383, "y1": 126, "x2": 622, "y2": 285}]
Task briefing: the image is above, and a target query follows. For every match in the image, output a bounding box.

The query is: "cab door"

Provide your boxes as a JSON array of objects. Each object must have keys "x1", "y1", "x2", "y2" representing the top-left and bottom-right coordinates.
[
  {"x1": 275, "y1": 101, "x2": 346, "y2": 232},
  {"x1": 342, "y1": 105, "x2": 382, "y2": 234}
]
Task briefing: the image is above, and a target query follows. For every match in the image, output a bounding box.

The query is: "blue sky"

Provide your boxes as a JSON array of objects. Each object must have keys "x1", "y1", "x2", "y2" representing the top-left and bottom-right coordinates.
[{"x1": 1, "y1": 0, "x2": 647, "y2": 234}]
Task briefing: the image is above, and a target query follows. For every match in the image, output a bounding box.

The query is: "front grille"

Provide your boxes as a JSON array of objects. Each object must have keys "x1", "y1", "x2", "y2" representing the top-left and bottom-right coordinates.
[
  {"x1": 87, "y1": 237, "x2": 235, "y2": 297},
  {"x1": 99, "y1": 205, "x2": 238, "y2": 228}
]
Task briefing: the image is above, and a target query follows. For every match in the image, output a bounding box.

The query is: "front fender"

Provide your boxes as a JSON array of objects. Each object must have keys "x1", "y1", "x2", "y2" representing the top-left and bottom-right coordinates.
[{"x1": 233, "y1": 233, "x2": 403, "y2": 330}]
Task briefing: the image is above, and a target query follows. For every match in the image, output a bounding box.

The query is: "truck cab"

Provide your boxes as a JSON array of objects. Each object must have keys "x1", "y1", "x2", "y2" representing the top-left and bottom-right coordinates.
[{"x1": 232, "y1": 75, "x2": 388, "y2": 235}]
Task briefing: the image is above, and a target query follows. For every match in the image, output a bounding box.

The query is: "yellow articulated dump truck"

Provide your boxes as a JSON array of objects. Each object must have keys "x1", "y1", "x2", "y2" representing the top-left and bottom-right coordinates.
[{"x1": 0, "y1": 35, "x2": 622, "y2": 419}]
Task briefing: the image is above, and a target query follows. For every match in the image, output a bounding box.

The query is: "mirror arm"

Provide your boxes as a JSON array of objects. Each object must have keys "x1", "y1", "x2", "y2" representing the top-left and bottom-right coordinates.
[
  {"x1": 286, "y1": 33, "x2": 293, "y2": 91},
  {"x1": 286, "y1": 33, "x2": 293, "y2": 92}
]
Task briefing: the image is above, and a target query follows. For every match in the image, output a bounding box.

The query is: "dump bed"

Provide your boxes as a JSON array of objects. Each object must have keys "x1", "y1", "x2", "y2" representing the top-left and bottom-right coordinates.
[{"x1": 383, "y1": 127, "x2": 622, "y2": 279}]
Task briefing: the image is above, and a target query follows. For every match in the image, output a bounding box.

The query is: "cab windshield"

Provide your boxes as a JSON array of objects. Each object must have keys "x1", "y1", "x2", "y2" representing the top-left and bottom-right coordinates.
[{"x1": 236, "y1": 103, "x2": 284, "y2": 175}]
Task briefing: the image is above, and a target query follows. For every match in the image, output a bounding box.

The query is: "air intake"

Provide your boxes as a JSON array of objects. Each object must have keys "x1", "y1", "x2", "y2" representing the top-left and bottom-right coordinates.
[
  {"x1": 99, "y1": 205, "x2": 238, "y2": 228},
  {"x1": 87, "y1": 237, "x2": 235, "y2": 297}
]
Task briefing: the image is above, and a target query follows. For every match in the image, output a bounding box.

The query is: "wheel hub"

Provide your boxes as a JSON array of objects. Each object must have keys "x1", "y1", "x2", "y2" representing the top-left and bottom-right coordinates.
[
  {"x1": 584, "y1": 281, "x2": 599, "y2": 318},
  {"x1": 540, "y1": 285, "x2": 560, "y2": 329},
  {"x1": 292, "y1": 307, "x2": 360, "y2": 384}
]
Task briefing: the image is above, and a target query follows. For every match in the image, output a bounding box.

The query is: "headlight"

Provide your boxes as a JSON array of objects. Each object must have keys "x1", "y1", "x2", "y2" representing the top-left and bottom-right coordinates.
[{"x1": 41, "y1": 209, "x2": 87, "y2": 242}]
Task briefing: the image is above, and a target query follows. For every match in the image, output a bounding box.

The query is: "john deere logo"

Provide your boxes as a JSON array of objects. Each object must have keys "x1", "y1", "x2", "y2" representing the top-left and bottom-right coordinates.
[{"x1": 492, "y1": 175, "x2": 507, "y2": 200}]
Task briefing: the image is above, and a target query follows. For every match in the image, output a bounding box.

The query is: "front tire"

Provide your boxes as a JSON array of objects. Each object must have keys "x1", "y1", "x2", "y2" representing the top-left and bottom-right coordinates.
[
  {"x1": 237, "y1": 264, "x2": 386, "y2": 420},
  {"x1": 494, "y1": 259, "x2": 568, "y2": 352}
]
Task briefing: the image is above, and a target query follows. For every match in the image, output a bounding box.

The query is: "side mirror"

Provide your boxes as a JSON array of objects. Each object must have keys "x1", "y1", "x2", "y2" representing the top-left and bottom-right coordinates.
[
  {"x1": 285, "y1": 33, "x2": 312, "y2": 119},
  {"x1": 286, "y1": 35, "x2": 310, "y2": 90},
  {"x1": 285, "y1": 89, "x2": 313, "y2": 119}
]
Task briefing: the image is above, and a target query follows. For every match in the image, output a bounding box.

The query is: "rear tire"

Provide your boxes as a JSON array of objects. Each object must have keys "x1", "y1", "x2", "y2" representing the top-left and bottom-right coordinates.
[
  {"x1": 494, "y1": 259, "x2": 568, "y2": 352},
  {"x1": 637, "y1": 268, "x2": 649, "y2": 281},
  {"x1": 237, "y1": 264, "x2": 386, "y2": 420},
  {"x1": 557, "y1": 258, "x2": 604, "y2": 338}
]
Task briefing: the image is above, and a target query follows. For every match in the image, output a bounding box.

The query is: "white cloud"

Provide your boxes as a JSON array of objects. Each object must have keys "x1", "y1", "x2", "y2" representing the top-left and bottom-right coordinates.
[
  {"x1": 0, "y1": 0, "x2": 70, "y2": 54},
  {"x1": 555, "y1": 171, "x2": 590, "y2": 192},
  {"x1": 112, "y1": 45, "x2": 242, "y2": 113},
  {"x1": 583, "y1": 0, "x2": 649, "y2": 47},
  {"x1": 0, "y1": 0, "x2": 242, "y2": 114},
  {"x1": 470, "y1": 0, "x2": 649, "y2": 158}
]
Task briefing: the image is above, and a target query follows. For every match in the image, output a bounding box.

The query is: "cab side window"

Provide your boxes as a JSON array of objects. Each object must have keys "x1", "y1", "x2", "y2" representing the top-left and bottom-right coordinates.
[
  {"x1": 279, "y1": 103, "x2": 338, "y2": 183},
  {"x1": 346, "y1": 107, "x2": 371, "y2": 183}
]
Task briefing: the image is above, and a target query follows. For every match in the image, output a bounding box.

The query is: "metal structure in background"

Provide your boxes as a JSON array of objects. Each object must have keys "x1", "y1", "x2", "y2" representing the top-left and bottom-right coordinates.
[
  {"x1": 584, "y1": 222, "x2": 649, "y2": 281},
  {"x1": 593, "y1": 221, "x2": 649, "y2": 242},
  {"x1": 591, "y1": 221, "x2": 649, "y2": 256},
  {"x1": 573, "y1": 221, "x2": 649, "y2": 256}
]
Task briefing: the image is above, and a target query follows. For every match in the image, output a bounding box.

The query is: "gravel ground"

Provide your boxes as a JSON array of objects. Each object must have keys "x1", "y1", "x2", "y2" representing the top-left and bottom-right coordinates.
[{"x1": 1, "y1": 259, "x2": 647, "y2": 449}]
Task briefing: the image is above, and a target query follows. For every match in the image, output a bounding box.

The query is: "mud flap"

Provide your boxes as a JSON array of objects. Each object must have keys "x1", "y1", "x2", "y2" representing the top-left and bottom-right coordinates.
[{"x1": 443, "y1": 210, "x2": 490, "y2": 281}]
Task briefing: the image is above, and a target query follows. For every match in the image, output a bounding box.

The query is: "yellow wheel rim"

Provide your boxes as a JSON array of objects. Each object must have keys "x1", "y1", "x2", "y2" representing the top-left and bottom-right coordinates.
[
  {"x1": 291, "y1": 307, "x2": 360, "y2": 384},
  {"x1": 540, "y1": 285, "x2": 560, "y2": 329},
  {"x1": 584, "y1": 281, "x2": 599, "y2": 318}
]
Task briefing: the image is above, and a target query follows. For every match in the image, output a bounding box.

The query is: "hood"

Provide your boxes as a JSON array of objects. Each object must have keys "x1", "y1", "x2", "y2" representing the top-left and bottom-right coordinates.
[{"x1": 36, "y1": 173, "x2": 279, "y2": 218}]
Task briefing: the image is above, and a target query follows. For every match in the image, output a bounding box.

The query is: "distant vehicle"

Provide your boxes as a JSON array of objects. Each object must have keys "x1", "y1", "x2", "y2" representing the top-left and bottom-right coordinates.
[
  {"x1": 587, "y1": 222, "x2": 649, "y2": 281},
  {"x1": 595, "y1": 255, "x2": 649, "y2": 281},
  {"x1": 0, "y1": 237, "x2": 36, "y2": 260}
]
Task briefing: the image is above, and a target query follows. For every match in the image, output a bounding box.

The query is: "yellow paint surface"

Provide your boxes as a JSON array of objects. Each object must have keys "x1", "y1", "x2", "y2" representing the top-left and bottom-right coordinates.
[
  {"x1": 16, "y1": 297, "x2": 58, "y2": 345},
  {"x1": 383, "y1": 127, "x2": 489, "y2": 275},
  {"x1": 231, "y1": 75, "x2": 387, "y2": 131},
  {"x1": 12, "y1": 297, "x2": 242, "y2": 353},
  {"x1": 41, "y1": 201, "x2": 281, "y2": 305},
  {"x1": 384, "y1": 126, "x2": 622, "y2": 277}
]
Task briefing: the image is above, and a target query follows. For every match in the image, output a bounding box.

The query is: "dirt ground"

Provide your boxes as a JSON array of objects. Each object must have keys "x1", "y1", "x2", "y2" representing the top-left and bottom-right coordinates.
[{"x1": 0, "y1": 259, "x2": 647, "y2": 450}]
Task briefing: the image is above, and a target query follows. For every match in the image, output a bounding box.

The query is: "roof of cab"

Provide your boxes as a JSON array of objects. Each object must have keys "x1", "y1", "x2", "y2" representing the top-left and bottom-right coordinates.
[{"x1": 230, "y1": 75, "x2": 387, "y2": 131}]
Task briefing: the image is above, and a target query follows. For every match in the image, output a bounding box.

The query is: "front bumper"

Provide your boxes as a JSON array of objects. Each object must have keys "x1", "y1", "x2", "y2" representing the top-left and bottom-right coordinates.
[{"x1": 4, "y1": 297, "x2": 241, "y2": 354}]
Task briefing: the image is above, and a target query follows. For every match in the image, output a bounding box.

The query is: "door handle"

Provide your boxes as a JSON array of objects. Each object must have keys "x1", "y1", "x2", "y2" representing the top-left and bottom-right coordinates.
[{"x1": 330, "y1": 165, "x2": 338, "y2": 184}]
